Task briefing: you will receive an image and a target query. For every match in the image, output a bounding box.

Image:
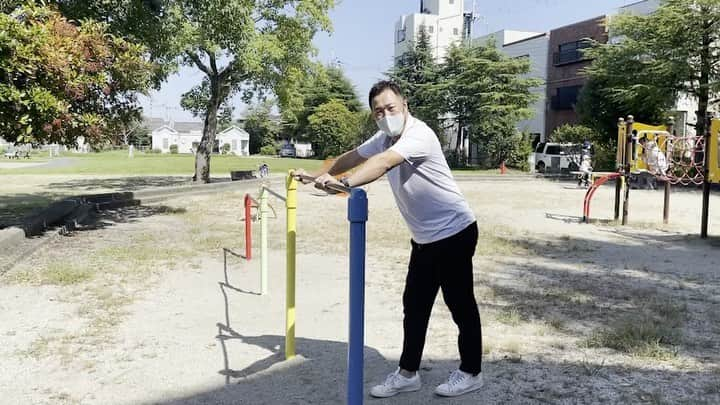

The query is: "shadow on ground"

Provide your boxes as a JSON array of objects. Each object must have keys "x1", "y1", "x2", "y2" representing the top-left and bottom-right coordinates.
[
  {"x1": 479, "y1": 230, "x2": 720, "y2": 366},
  {"x1": 144, "y1": 235, "x2": 720, "y2": 404},
  {"x1": 147, "y1": 332, "x2": 719, "y2": 404},
  {"x1": 47, "y1": 176, "x2": 194, "y2": 191}
]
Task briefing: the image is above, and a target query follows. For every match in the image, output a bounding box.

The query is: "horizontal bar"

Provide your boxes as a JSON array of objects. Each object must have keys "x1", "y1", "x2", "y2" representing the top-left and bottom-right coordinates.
[
  {"x1": 261, "y1": 185, "x2": 287, "y2": 202},
  {"x1": 295, "y1": 173, "x2": 351, "y2": 194}
]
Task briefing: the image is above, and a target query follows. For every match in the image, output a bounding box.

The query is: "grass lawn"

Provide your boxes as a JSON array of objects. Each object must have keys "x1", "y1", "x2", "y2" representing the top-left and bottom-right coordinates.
[
  {"x1": 2, "y1": 150, "x2": 529, "y2": 176},
  {"x1": 4, "y1": 150, "x2": 326, "y2": 176}
]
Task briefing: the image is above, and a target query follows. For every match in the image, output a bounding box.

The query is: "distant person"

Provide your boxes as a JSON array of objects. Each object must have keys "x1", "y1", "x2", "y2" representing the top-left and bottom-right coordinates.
[
  {"x1": 577, "y1": 153, "x2": 593, "y2": 188},
  {"x1": 638, "y1": 136, "x2": 668, "y2": 189},
  {"x1": 639, "y1": 136, "x2": 668, "y2": 176},
  {"x1": 294, "y1": 80, "x2": 483, "y2": 399},
  {"x1": 259, "y1": 162, "x2": 269, "y2": 178}
]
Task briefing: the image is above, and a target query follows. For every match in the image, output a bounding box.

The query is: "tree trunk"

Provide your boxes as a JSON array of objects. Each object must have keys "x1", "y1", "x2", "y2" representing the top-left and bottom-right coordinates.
[{"x1": 194, "y1": 78, "x2": 222, "y2": 183}]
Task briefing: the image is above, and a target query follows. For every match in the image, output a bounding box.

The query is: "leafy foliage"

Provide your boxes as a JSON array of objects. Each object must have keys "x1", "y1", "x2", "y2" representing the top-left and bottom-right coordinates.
[
  {"x1": 306, "y1": 99, "x2": 361, "y2": 159},
  {"x1": 283, "y1": 64, "x2": 362, "y2": 141},
  {"x1": 550, "y1": 124, "x2": 597, "y2": 144},
  {"x1": 583, "y1": 0, "x2": 720, "y2": 139},
  {"x1": 242, "y1": 100, "x2": 279, "y2": 155},
  {"x1": 0, "y1": 4, "x2": 153, "y2": 146},
  {"x1": 438, "y1": 41, "x2": 541, "y2": 168}
]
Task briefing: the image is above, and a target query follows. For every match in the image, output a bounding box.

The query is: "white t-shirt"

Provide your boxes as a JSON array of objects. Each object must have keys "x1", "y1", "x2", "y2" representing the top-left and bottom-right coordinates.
[{"x1": 356, "y1": 115, "x2": 476, "y2": 244}]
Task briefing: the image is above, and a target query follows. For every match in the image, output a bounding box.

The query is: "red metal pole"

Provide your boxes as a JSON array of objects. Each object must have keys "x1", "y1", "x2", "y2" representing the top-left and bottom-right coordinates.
[{"x1": 244, "y1": 194, "x2": 252, "y2": 260}]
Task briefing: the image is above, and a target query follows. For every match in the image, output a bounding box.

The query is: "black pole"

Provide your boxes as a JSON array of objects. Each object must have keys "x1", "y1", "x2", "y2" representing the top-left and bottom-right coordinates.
[
  {"x1": 622, "y1": 116, "x2": 634, "y2": 226},
  {"x1": 701, "y1": 114, "x2": 712, "y2": 238}
]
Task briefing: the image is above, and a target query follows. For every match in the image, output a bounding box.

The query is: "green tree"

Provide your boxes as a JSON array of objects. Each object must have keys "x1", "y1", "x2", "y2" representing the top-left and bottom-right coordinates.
[
  {"x1": 583, "y1": 0, "x2": 720, "y2": 141},
  {"x1": 439, "y1": 41, "x2": 541, "y2": 168},
  {"x1": 285, "y1": 64, "x2": 361, "y2": 141},
  {"x1": 306, "y1": 99, "x2": 360, "y2": 159},
  {"x1": 63, "y1": 1, "x2": 334, "y2": 182},
  {"x1": 550, "y1": 124, "x2": 597, "y2": 144},
  {"x1": 0, "y1": 5, "x2": 152, "y2": 146},
  {"x1": 180, "y1": 79, "x2": 235, "y2": 132},
  {"x1": 387, "y1": 26, "x2": 442, "y2": 134},
  {"x1": 243, "y1": 100, "x2": 279, "y2": 155}
]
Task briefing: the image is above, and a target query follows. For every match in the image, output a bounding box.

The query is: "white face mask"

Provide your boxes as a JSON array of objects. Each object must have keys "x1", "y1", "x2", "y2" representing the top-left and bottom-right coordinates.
[{"x1": 376, "y1": 113, "x2": 405, "y2": 137}]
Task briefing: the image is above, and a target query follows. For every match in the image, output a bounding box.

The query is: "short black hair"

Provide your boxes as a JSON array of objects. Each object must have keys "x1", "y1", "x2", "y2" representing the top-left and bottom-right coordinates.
[{"x1": 368, "y1": 80, "x2": 405, "y2": 108}]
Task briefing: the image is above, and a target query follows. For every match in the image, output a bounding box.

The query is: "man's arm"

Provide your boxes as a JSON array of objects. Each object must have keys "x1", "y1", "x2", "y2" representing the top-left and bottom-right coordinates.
[
  {"x1": 343, "y1": 150, "x2": 404, "y2": 187},
  {"x1": 319, "y1": 149, "x2": 367, "y2": 177}
]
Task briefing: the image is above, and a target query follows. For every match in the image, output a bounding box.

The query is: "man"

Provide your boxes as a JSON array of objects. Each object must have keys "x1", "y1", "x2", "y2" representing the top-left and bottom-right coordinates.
[{"x1": 294, "y1": 81, "x2": 483, "y2": 398}]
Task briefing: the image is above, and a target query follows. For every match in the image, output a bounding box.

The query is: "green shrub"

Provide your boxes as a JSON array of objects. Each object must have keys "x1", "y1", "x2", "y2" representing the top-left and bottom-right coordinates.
[
  {"x1": 551, "y1": 124, "x2": 597, "y2": 144},
  {"x1": 221, "y1": 143, "x2": 231, "y2": 154},
  {"x1": 169, "y1": 144, "x2": 179, "y2": 154},
  {"x1": 151, "y1": 148, "x2": 162, "y2": 154},
  {"x1": 259, "y1": 145, "x2": 276, "y2": 156}
]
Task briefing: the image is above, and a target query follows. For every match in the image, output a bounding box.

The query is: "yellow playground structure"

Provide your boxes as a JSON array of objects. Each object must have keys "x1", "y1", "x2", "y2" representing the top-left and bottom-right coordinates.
[{"x1": 585, "y1": 115, "x2": 719, "y2": 237}]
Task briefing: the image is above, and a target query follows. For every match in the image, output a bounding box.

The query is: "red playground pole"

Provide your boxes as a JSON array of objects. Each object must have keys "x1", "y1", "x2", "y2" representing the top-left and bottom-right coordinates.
[{"x1": 244, "y1": 194, "x2": 252, "y2": 260}]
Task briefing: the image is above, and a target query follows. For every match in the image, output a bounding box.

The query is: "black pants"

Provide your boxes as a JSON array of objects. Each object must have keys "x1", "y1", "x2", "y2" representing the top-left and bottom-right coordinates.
[{"x1": 399, "y1": 222, "x2": 482, "y2": 375}]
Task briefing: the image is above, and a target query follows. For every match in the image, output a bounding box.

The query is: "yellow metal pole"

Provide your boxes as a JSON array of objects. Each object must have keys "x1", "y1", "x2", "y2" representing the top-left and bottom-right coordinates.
[
  {"x1": 285, "y1": 172, "x2": 297, "y2": 359},
  {"x1": 710, "y1": 119, "x2": 719, "y2": 183}
]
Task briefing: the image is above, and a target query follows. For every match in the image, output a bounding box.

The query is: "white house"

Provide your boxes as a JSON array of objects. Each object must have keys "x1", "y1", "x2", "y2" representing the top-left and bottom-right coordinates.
[
  {"x1": 476, "y1": 30, "x2": 549, "y2": 141},
  {"x1": 150, "y1": 121, "x2": 250, "y2": 155},
  {"x1": 395, "y1": 0, "x2": 467, "y2": 62},
  {"x1": 217, "y1": 126, "x2": 250, "y2": 156}
]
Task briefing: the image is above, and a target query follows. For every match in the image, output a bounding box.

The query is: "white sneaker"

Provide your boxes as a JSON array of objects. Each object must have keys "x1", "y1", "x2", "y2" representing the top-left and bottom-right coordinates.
[
  {"x1": 434, "y1": 369, "x2": 483, "y2": 397},
  {"x1": 370, "y1": 368, "x2": 422, "y2": 398}
]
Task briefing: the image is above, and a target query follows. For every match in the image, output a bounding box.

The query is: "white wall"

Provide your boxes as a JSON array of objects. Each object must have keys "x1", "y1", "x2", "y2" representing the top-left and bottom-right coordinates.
[
  {"x1": 476, "y1": 30, "x2": 549, "y2": 140},
  {"x1": 394, "y1": 0, "x2": 464, "y2": 62}
]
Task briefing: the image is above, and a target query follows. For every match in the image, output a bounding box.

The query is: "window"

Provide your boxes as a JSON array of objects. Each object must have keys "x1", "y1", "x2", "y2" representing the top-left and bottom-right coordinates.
[
  {"x1": 554, "y1": 39, "x2": 591, "y2": 65},
  {"x1": 453, "y1": 27, "x2": 459, "y2": 35},
  {"x1": 428, "y1": 25, "x2": 434, "y2": 33},
  {"x1": 396, "y1": 28, "x2": 406, "y2": 43},
  {"x1": 545, "y1": 145, "x2": 563, "y2": 155},
  {"x1": 551, "y1": 85, "x2": 582, "y2": 110},
  {"x1": 450, "y1": 0, "x2": 455, "y2": 3},
  {"x1": 232, "y1": 140, "x2": 238, "y2": 151},
  {"x1": 162, "y1": 138, "x2": 169, "y2": 149}
]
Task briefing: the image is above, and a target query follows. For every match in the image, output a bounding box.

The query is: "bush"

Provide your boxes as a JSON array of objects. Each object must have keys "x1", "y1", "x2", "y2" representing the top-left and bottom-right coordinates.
[
  {"x1": 506, "y1": 132, "x2": 534, "y2": 171},
  {"x1": 221, "y1": 143, "x2": 231, "y2": 154},
  {"x1": 169, "y1": 144, "x2": 178, "y2": 154},
  {"x1": 151, "y1": 148, "x2": 162, "y2": 154},
  {"x1": 551, "y1": 124, "x2": 596, "y2": 144},
  {"x1": 260, "y1": 145, "x2": 276, "y2": 156}
]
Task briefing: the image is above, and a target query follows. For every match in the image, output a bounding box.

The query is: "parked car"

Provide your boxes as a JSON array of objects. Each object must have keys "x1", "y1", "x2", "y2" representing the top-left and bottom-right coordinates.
[
  {"x1": 533, "y1": 142, "x2": 581, "y2": 173},
  {"x1": 279, "y1": 143, "x2": 296, "y2": 158}
]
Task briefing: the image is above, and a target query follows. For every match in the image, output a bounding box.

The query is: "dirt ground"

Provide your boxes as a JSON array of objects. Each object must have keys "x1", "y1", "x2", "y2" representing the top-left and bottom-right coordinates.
[{"x1": 1, "y1": 176, "x2": 719, "y2": 404}]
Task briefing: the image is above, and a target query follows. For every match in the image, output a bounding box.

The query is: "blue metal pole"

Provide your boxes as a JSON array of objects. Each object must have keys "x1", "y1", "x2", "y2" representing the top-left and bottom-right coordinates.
[{"x1": 347, "y1": 188, "x2": 368, "y2": 405}]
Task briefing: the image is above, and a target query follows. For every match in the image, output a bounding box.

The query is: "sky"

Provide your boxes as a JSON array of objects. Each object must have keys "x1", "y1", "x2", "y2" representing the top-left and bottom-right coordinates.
[{"x1": 140, "y1": 0, "x2": 637, "y2": 122}]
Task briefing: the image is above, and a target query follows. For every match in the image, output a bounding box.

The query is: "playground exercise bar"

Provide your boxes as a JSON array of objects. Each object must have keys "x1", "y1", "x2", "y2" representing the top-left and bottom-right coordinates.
[
  {"x1": 296, "y1": 173, "x2": 352, "y2": 194},
  {"x1": 347, "y1": 188, "x2": 368, "y2": 405},
  {"x1": 262, "y1": 185, "x2": 287, "y2": 202},
  {"x1": 244, "y1": 194, "x2": 252, "y2": 260},
  {"x1": 260, "y1": 189, "x2": 269, "y2": 295},
  {"x1": 286, "y1": 173, "x2": 297, "y2": 359}
]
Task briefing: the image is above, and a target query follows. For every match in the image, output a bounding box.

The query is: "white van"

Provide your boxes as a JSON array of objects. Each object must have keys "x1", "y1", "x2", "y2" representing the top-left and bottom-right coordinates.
[{"x1": 533, "y1": 142, "x2": 581, "y2": 173}]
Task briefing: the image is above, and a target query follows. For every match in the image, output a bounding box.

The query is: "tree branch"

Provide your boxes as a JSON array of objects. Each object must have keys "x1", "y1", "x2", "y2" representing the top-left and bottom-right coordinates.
[
  {"x1": 203, "y1": 47, "x2": 218, "y2": 75},
  {"x1": 186, "y1": 51, "x2": 212, "y2": 76}
]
